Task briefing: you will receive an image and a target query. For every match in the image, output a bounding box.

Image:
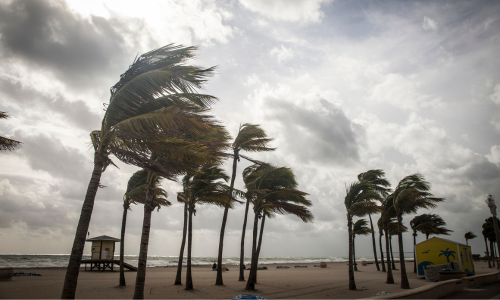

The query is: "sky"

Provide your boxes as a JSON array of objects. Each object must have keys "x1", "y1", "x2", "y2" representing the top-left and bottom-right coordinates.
[{"x1": 1, "y1": 0, "x2": 500, "y2": 259}]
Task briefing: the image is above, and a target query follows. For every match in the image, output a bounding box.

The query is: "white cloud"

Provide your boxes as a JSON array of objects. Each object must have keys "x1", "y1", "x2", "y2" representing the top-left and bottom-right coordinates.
[
  {"x1": 422, "y1": 16, "x2": 437, "y2": 31},
  {"x1": 270, "y1": 45, "x2": 294, "y2": 63},
  {"x1": 369, "y1": 73, "x2": 443, "y2": 111},
  {"x1": 239, "y1": 0, "x2": 330, "y2": 23}
]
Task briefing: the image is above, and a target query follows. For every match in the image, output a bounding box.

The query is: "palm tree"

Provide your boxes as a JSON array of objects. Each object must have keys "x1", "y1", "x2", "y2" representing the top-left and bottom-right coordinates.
[
  {"x1": 182, "y1": 166, "x2": 239, "y2": 290},
  {"x1": 352, "y1": 219, "x2": 372, "y2": 271},
  {"x1": 61, "y1": 44, "x2": 224, "y2": 299},
  {"x1": 0, "y1": 111, "x2": 22, "y2": 151},
  {"x1": 388, "y1": 220, "x2": 401, "y2": 270},
  {"x1": 390, "y1": 173, "x2": 444, "y2": 289},
  {"x1": 216, "y1": 123, "x2": 274, "y2": 284},
  {"x1": 377, "y1": 217, "x2": 386, "y2": 272},
  {"x1": 345, "y1": 181, "x2": 381, "y2": 290},
  {"x1": 482, "y1": 227, "x2": 493, "y2": 268},
  {"x1": 465, "y1": 231, "x2": 477, "y2": 246},
  {"x1": 243, "y1": 164, "x2": 313, "y2": 290},
  {"x1": 358, "y1": 170, "x2": 391, "y2": 272},
  {"x1": 483, "y1": 218, "x2": 500, "y2": 268},
  {"x1": 415, "y1": 214, "x2": 453, "y2": 240},
  {"x1": 174, "y1": 193, "x2": 188, "y2": 285},
  {"x1": 380, "y1": 197, "x2": 396, "y2": 284},
  {"x1": 120, "y1": 170, "x2": 170, "y2": 287}
]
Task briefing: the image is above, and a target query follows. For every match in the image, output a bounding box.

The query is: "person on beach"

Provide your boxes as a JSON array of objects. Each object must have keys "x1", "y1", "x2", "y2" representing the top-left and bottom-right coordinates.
[{"x1": 212, "y1": 262, "x2": 217, "y2": 271}]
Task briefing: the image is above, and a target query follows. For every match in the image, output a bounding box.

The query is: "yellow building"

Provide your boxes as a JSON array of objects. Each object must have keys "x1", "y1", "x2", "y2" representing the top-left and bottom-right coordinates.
[{"x1": 415, "y1": 237, "x2": 475, "y2": 276}]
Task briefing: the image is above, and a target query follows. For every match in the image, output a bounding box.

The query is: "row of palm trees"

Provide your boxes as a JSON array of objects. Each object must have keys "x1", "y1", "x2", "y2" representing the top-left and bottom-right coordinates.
[
  {"x1": 61, "y1": 44, "x2": 313, "y2": 299},
  {"x1": 345, "y1": 170, "x2": 445, "y2": 290}
]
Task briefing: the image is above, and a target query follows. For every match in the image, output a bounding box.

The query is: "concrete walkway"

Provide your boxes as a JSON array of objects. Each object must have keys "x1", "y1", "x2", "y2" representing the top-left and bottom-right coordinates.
[{"x1": 441, "y1": 282, "x2": 500, "y2": 299}]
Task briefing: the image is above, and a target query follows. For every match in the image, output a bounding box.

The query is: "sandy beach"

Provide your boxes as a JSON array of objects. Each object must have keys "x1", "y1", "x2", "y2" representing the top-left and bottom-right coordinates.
[{"x1": 0, "y1": 260, "x2": 495, "y2": 299}]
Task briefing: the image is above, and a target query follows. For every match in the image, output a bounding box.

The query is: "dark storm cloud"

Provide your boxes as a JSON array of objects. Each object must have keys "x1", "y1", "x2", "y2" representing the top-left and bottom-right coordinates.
[
  {"x1": 0, "y1": 0, "x2": 130, "y2": 89},
  {"x1": 0, "y1": 79, "x2": 102, "y2": 131},
  {"x1": 266, "y1": 98, "x2": 360, "y2": 165},
  {"x1": 13, "y1": 131, "x2": 92, "y2": 182},
  {"x1": 0, "y1": 184, "x2": 73, "y2": 232}
]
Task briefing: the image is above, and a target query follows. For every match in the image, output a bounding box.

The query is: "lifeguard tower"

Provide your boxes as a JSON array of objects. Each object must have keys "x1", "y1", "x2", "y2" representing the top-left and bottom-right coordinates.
[{"x1": 81, "y1": 235, "x2": 137, "y2": 272}]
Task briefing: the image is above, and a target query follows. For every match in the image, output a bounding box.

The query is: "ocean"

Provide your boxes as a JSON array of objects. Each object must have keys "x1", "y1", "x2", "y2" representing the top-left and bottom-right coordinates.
[{"x1": 0, "y1": 254, "x2": 414, "y2": 268}]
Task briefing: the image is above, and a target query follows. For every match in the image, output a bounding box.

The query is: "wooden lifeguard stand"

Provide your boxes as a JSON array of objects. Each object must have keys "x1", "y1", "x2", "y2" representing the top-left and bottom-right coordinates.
[{"x1": 85, "y1": 235, "x2": 120, "y2": 271}]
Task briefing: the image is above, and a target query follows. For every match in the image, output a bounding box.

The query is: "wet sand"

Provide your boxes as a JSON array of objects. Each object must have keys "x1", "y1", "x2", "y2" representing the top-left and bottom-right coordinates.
[{"x1": 0, "y1": 261, "x2": 494, "y2": 299}]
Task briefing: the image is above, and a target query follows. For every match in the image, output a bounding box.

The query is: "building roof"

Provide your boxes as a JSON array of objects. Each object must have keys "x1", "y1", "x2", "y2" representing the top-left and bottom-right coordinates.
[
  {"x1": 416, "y1": 236, "x2": 467, "y2": 247},
  {"x1": 86, "y1": 235, "x2": 121, "y2": 242}
]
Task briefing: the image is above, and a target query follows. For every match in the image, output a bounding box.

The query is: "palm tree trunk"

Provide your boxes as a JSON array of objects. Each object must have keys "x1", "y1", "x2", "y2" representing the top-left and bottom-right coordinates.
[
  {"x1": 61, "y1": 154, "x2": 104, "y2": 299},
  {"x1": 119, "y1": 203, "x2": 128, "y2": 286},
  {"x1": 490, "y1": 241, "x2": 496, "y2": 268},
  {"x1": 185, "y1": 207, "x2": 194, "y2": 290},
  {"x1": 216, "y1": 152, "x2": 238, "y2": 285},
  {"x1": 347, "y1": 217, "x2": 356, "y2": 290},
  {"x1": 379, "y1": 231, "x2": 386, "y2": 272},
  {"x1": 174, "y1": 202, "x2": 188, "y2": 285},
  {"x1": 353, "y1": 236, "x2": 357, "y2": 271},
  {"x1": 239, "y1": 191, "x2": 251, "y2": 281},
  {"x1": 384, "y1": 224, "x2": 394, "y2": 284},
  {"x1": 253, "y1": 214, "x2": 266, "y2": 284},
  {"x1": 413, "y1": 233, "x2": 417, "y2": 273},
  {"x1": 485, "y1": 237, "x2": 492, "y2": 268},
  {"x1": 245, "y1": 210, "x2": 260, "y2": 290},
  {"x1": 389, "y1": 236, "x2": 396, "y2": 270},
  {"x1": 397, "y1": 215, "x2": 410, "y2": 289},
  {"x1": 133, "y1": 182, "x2": 155, "y2": 299},
  {"x1": 368, "y1": 214, "x2": 380, "y2": 271}
]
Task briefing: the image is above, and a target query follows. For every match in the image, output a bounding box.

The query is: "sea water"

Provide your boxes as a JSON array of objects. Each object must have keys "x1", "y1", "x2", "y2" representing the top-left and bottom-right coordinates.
[{"x1": 0, "y1": 254, "x2": 414, "y2": 268}]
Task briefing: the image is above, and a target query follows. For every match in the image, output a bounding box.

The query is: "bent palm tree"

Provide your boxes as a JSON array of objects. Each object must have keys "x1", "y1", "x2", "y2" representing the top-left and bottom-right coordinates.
[
  {"x1": 358, "y1": 170, "x2": 391, "y2": 272},
  {"x1": 174, "y1": 193, "x2": 189, "y2": 285},
  {"x1": 465, "y1": 231, "x2": 477, "y2": 246},
  {"x1": 243, "y1": 164, "x2": 313, "y2": 290},
  {"x1": 0, "y1": 112, "x2": 22, "y2": 151},
  {"x1": 182, "y1": 166, "x2": 240, "y2": 290},
  {"x1": 345, "y1": 181, "x2": 381, "y2": 290},
  {"x1": 62, "y1": 44, "x2": 223, "y2": 299},
  {"x1": 390, "y1": 173, "x2": 444, "y2": 289},
  {"x1": 380, "y1": 198, "x2": 396, "y2": 284},
  {"x1": 216, "y1": 123, "x2": 274, "y2": 284},
  {"x1": 377, "y1": 217, "x2": 386, "y2": 272},
  {"x1": 352, "y1": 219, "x2": 372, "y2": 271},
  {"x1": 120, "y1": 170, "x2": 170, "y2": 287}
]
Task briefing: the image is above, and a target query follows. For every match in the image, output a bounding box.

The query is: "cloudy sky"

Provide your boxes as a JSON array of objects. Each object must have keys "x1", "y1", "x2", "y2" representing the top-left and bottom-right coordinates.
[{"x1": 1, "y1": 0, "x2": 500, "y2": 260}]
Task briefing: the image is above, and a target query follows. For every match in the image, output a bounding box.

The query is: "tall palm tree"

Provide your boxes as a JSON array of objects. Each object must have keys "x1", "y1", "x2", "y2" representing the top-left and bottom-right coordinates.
[
  {"x1": 388, "y1": 220, "x2": 401, "y2": 270},
  {"x1": 483, "y1": 218, "x2": 500, "y2": 268},
  {"x1": 120, "y1": 170, "x2": 170, "y2": 287},
  {"x1": 182, "y1": 166, "x2": 239, "y2": 290},
  {"x1": 377, "y1": 217, "x2": 386, "y2": 272},
  {"x1": 465, "y1": 231, "x2": 477, "y2": 246},
  {"x1": 380, "y1": 198, "x2": 396, "y2": 284},
  {"x1": 61, "y1": 44, "x2": 222, "y2": 299},
  {"x1": 245, "y1": 165, "x2": 313, "y2": 289},
  {"x1": 345, "y1": 181, "x2": 381, "y2": 290},
  {"x1": 352, "y1": 219, "x2": 372, "y2": 271},
  {"x1": 390, "y1": 173, "x2": 444, "y2": 289},
  {"x1": 216, "y1": 123, "x2": 274, "y2": 284},
  {"x1": 174, "y1": 193, "x2": 188, "y2": 285},
  {"x1": 0, "y1": 111, "x2": 22, "y2": 151},
  {"x1": 243, "y1": 164, "x2": 313, "y2": 290},
  {"x1": 358, "y1": 170, "x2": 391, "y2": 272}
]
